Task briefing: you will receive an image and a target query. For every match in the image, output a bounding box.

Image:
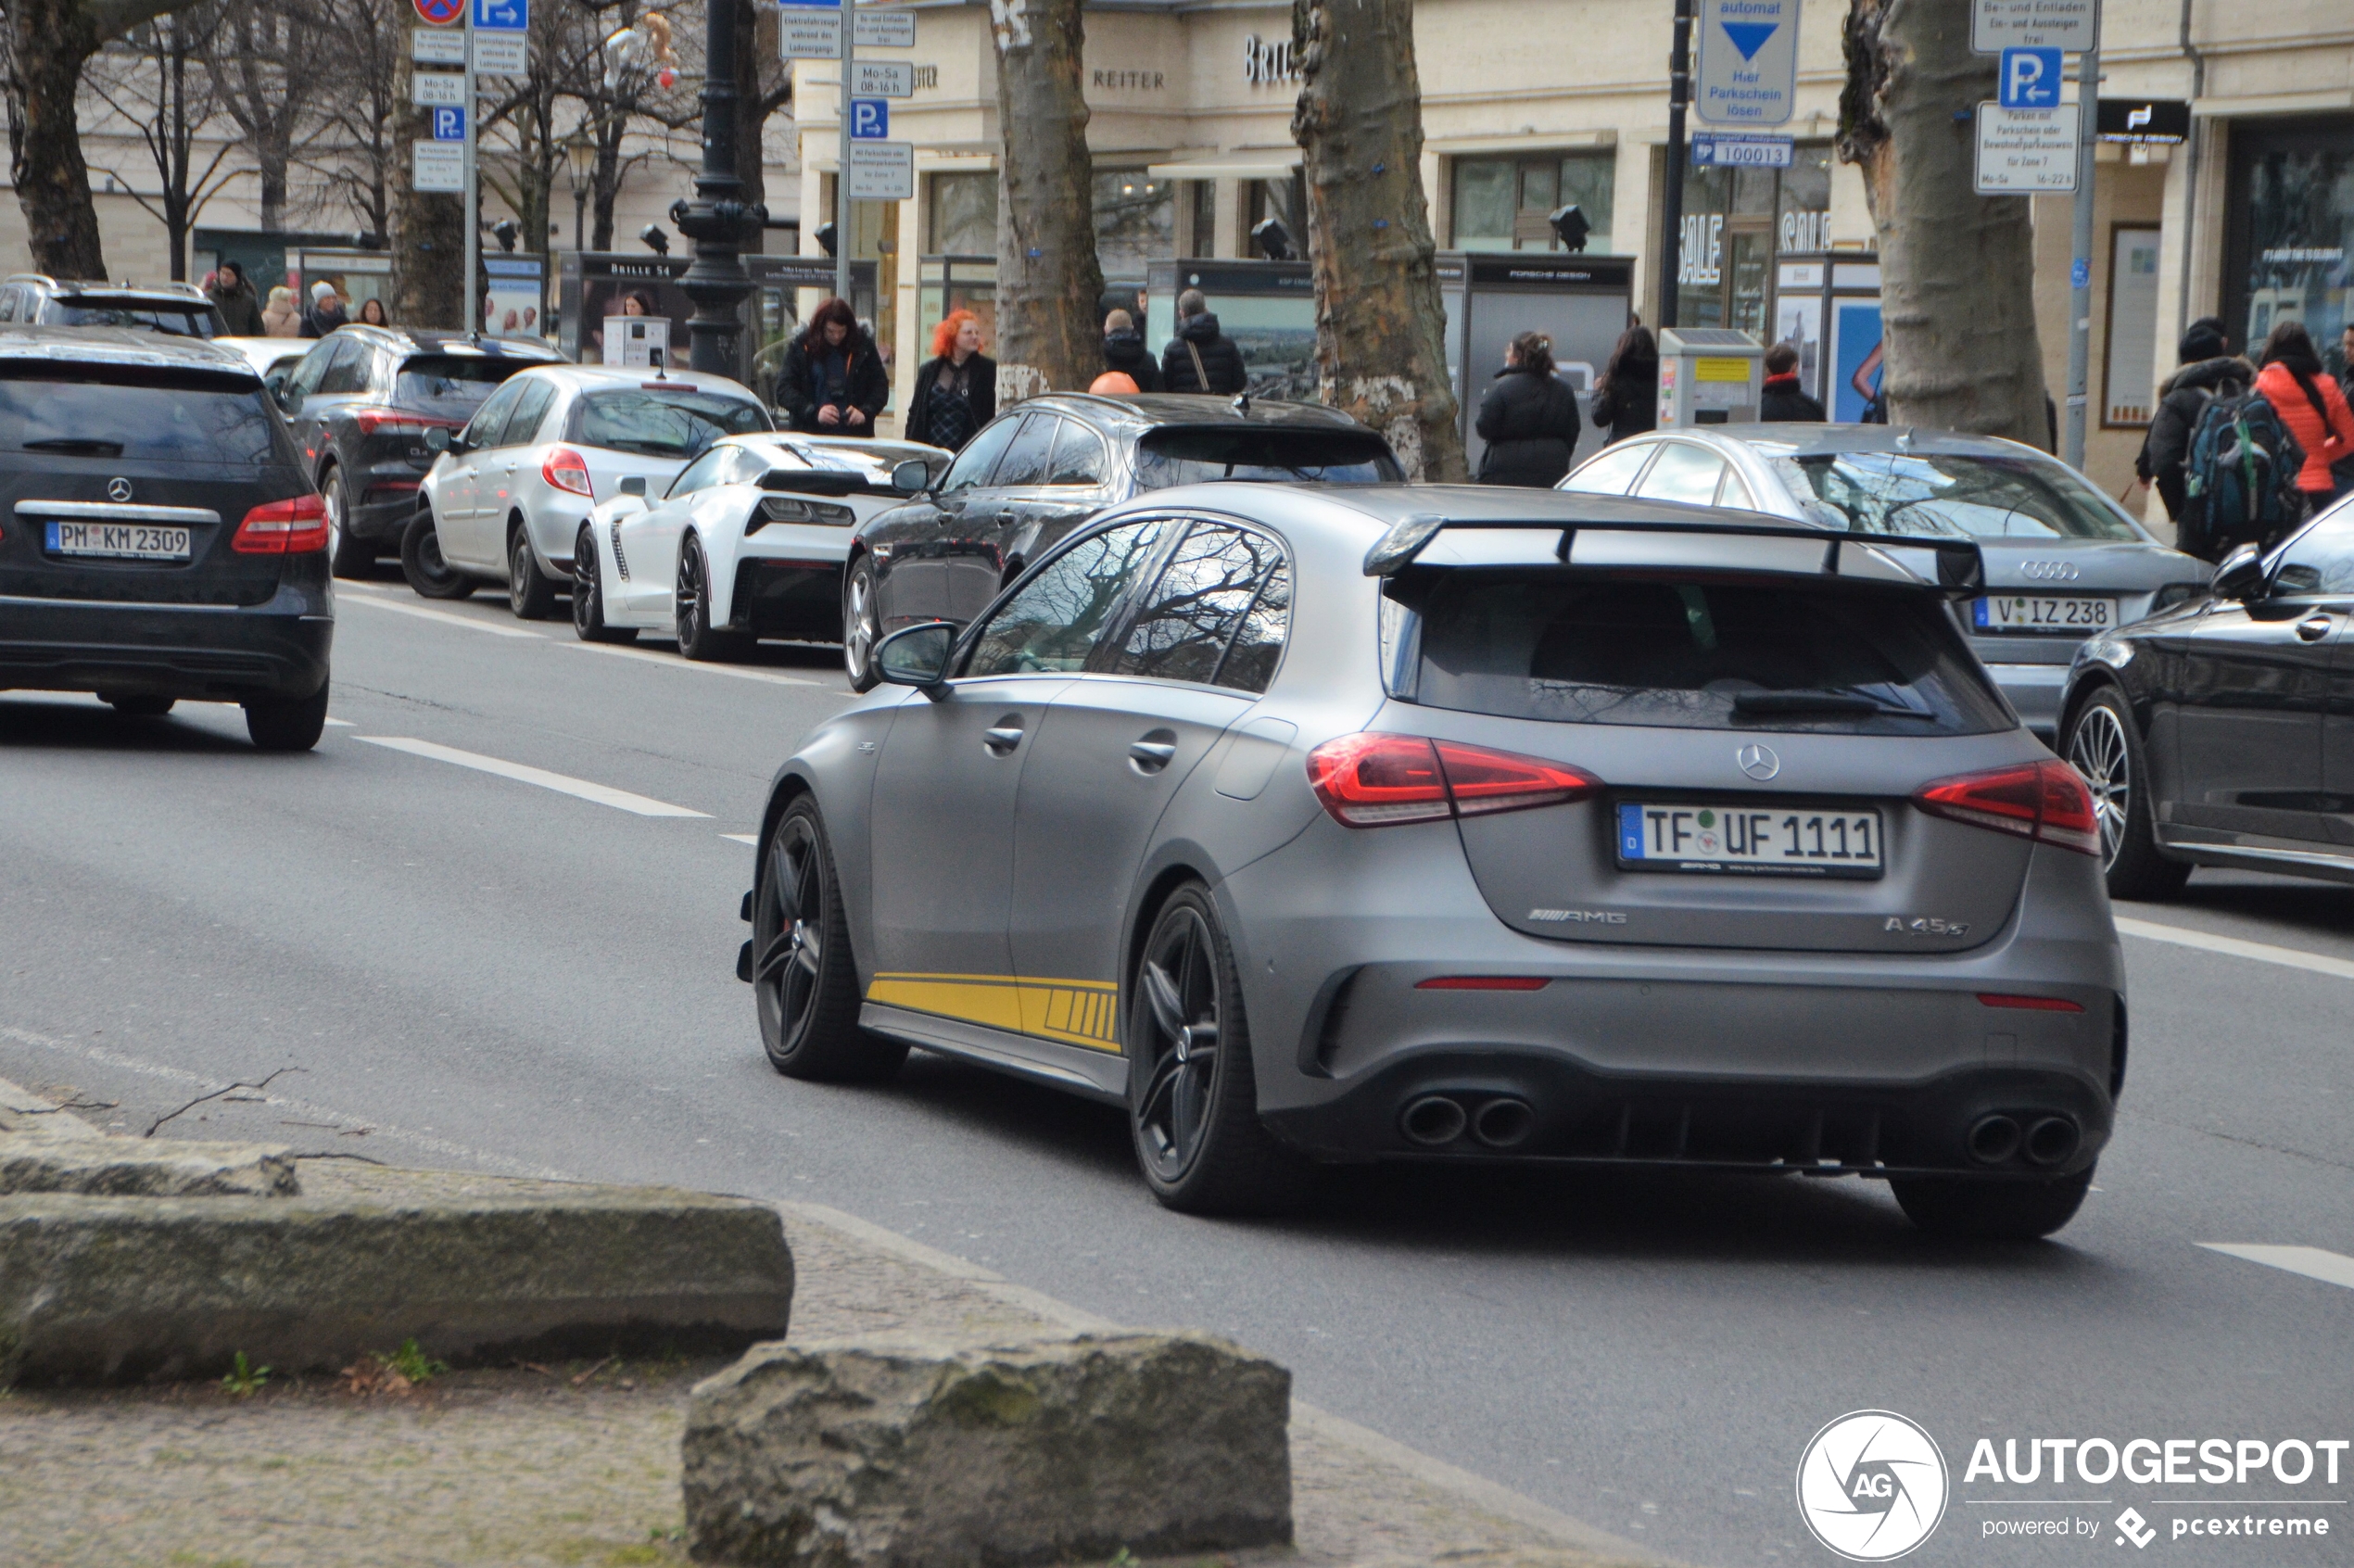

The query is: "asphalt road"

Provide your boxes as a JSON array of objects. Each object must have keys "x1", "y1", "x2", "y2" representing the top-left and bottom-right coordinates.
[{"x1": 5, "y1": 573, "x2": 2350, "y2": 1568}]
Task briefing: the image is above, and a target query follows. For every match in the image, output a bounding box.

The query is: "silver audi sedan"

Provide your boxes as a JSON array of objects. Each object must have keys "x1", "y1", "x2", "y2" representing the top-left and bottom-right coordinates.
[
  {"x1": 737, "y1": 484, "x2": 2125, "y2": 1241},
  {"x1": 1559, "y1": 425, "x2": 2208, "y2": 739}
]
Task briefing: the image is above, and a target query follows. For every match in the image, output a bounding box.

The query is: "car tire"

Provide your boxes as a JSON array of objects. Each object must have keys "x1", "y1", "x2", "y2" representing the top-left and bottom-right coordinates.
[
  {"x1": 400, "y1": 509, "x2": 474, "y2": 600},
  {"x1": 1127, "y1": 882, "x2": 1304, "y2": 1216},
  {"x1": 753, "y1": 796, "x2": 906, "y2": 1082},
  {"x1": 245, "y1": 680, "x2": 329, "y2": 752},
  {"x1": 323, "y1": 465, "x2": 373, "y2": 580},
  {"x1": 572, "y1": 523, "x2": 637, "y2": 644},
  {"x1": 1890, "y1": 1166, "x2": 2095, "y2": 1241},
  {"x1": 842, "y1": 556, "x2": 881, "y2": 692},
  {"x1": 102, "y1": 693, "x2": 175, "y2": 717},
  {"x1": 676, "y1": 534, "x2": 749, "y2": 661},
  {"x1": 2062, "y1": 686, "x2": 2189, "y2": 902},
  {"x1": 507, "y1": 520, "x2": 559, "y2": 620}
]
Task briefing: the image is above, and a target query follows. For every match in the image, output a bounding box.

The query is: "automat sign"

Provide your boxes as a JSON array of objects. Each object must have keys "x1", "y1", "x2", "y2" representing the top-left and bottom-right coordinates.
[{"x1": 1693, "y1": 0, "x2": 1798, "y2": 127}]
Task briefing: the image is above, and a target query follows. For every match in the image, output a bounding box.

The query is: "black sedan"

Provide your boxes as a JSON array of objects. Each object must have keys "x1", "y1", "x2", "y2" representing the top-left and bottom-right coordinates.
[
  {"x1": 842, "y1": 392, "x2": 1402, "y2": 688},
  {"x1": 2057, "y1": 493, "x2": 2354, "y2": 898},
  {"x1": 274, "y1": 326, "x2": 562, "y2": 578}
]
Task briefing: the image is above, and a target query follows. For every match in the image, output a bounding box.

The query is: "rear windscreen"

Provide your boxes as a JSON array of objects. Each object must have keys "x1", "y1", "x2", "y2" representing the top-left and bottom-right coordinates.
[
  {"x1": 1136, "y1": 428, "x2": 1400, "y2": 487},
  {"x1": 0, "y1": 370, "x2": 291, "y2": 465},
  {"x1": 396, "y1": 356, "x2": 528, "y2": 415},
  {"x1": 1403, "y1": 573, "x2": 2012, "y2": 735},
  {"x1": 48, "y1": 303, "x2": 218, "y2": 338},
  {"x1": 569, "y1": 389, "x2": 771, "y2": 457}
]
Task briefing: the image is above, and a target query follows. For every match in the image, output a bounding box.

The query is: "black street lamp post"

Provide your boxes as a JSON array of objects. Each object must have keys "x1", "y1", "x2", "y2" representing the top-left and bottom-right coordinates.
[{"x1": 669, "y1": 0, "x2": 764, "y2": 379}]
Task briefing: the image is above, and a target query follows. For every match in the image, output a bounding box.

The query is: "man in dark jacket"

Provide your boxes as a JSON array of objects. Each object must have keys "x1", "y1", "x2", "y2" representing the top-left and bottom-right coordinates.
[
  {"x1": 2137, "y1": 318, "x2": 2253, "y2": 525},
  {"x1": 775, "y1": 297, "x2": 890, "y2": 435},
  {"x1": 1758, "y1": 342, "x2": 1826, "y2": 422},
  {"x1": 298, "y1": 281, "x2": 348, "y2": 338},
  {"x1": 1474, "y1": 331, "x2": 1581, "y2": 487},
  {"x1": 1101, "y1": 310, "x2": 1163, "y2": 392},
  {"x1": 208, "y1": 261, "x2": 265, "y2": 337},
  {"x1": 1160, "y1": 289, "x2": 1247, "y2": 395}
]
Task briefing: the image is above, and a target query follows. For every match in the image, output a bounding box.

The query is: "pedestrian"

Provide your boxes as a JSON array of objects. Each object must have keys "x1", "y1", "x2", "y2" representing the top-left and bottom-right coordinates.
[
  {"x1": 1587, "y1": 324, "x2": 1658, "y2": 443},
  {"x1": 904, "y1": 309, "x2": 995, "y2": 453},
  {"x1": 207, "y1": 261, "x2": 265, "y2": 336},
  {"x1": 2255, "y1": 319, "x2": 2354, "y2": 506},
  {"x1": 260, "y1": 285, "x2": 300, "y2": 336},
  {"x1": 1758, "y1": 341, "x2": 1826, "y2": 422},
  {"x1": 1474, "y1": 330, "x2": 1582, "y2": 487},
  {"x1": 299, "y1": 281, "x2": 348, "y2": 338},
  {"x1": 2135, "y1": 317, "x2": 2250, "y2": 525},
  {"x1": 356, "y1": 297, "x2": 390, "y2": 328},
  {"x1": 2338, "y1": 322, "x2": 2354, "y2": 410},
  {"x1": 623, "y1": 292, "x2": 652, "y2": 317},
  {"x1": 1160, "y1": 288, "x2": 1247, "y2": 395},
  {"x1": 775, "y1": 297, "x2": 889, "y2": 435},
  {"x1": 1101, "y1": 308, "x2": 1164, "y2": 392}
]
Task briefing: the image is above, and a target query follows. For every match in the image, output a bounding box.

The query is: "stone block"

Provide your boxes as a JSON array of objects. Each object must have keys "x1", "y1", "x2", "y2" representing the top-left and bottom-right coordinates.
[
  {"x1": 682, "y1": 1331, "x2": 1292, "y2": 1567},
  {"x1": 0, "y1": 1134, "x2": 299, "y2": 1197}
]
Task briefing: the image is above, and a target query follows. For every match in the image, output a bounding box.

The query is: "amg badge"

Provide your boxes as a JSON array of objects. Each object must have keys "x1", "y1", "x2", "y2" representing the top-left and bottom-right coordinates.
[{"x1": 1530, "y1": 908, "x2": 1627, "y2": 924}]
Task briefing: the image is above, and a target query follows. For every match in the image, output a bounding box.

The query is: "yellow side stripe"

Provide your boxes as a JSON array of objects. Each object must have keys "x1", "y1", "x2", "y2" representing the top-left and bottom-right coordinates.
[{"x1": 867, "y1": 972, "x2": 1124, "y2": 1055}]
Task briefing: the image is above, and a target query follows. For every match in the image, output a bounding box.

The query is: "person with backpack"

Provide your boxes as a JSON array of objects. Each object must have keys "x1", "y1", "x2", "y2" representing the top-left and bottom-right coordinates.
[
  {"x1": 2182, "y1": 360, "x2": 2307, "y2": 562},
  {"x1": 2136, "y1": 318, "x2": 2251, "y2": 527},
  {"x1": 2255, "y1": 320, "x2": 2354, "y2": 508}
]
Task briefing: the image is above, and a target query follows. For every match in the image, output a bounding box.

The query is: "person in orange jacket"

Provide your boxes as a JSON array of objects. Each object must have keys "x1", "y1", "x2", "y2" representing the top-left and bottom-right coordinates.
[{"x1": 2254, "y1": 320, "x2": 2354, "y2": 509}]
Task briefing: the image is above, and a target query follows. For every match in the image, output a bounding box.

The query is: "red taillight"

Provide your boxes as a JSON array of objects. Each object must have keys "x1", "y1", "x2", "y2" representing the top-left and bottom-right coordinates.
[
  {"x1": 1978, "y1": 993, "x2": 2086, "y2": 1012},
  {"x1": 542, "y1": 446, "x2": 593, "y2": 499},
  {"x1": 1415, "y1": 976, "x2": 1551, "y2": 991},
  {"x1": 1914, "y1": 759, "x2": 2101, "y2": 857},
  {"x1": 354, "y1": 409, "x2": 461, "y2": 436},
  {"x1": 1306, "y1": 733, "x2": 1601, "y2": 829},
  {"x1": 231, "y1": 494, "x2": 329, "y2": 554}
]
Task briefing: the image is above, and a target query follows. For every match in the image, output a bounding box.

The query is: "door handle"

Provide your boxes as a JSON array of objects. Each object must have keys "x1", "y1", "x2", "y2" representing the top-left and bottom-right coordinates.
[
  {"x1": 2297, "y1": 614, "x2": 2335, "y2": 642},
  {"x1": 982, "y1": 726, "x2": 1024, "y2": 752},
  {"x1": 1129, "y1": 740, "x2": 1177, "y2": 770}
]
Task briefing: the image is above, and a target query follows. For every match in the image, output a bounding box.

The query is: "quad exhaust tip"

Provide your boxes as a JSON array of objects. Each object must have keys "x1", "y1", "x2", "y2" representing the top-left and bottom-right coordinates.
[
  {"x1": 1399, "y1": 1095, "x2": 1468, "y2": 1146},
  {"x1": 1967, "y1": 1114, "x2": 2022, "y2": 1166},
  {"x1": 2024, "y1": 1115, "x2": 2080, "y2": 1167},
  {"x1": 1472, "y1": 1097, "x2": 1535, "y2": 1149}
]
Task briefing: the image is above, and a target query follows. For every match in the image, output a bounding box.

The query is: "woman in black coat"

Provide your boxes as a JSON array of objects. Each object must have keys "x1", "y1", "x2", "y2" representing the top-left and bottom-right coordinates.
[
  {"x1": 775, "y1": 297, "x2": 890, "y2": 435},
  {"x1": 1588, "y1": 324, "x2": 1659, "y2": 444},
  {"x1": 1475, "y1": 331, "x2": 1583, "y2": 487},
  {"x1": 904, "y1": 310, "x2": 996, "y2": 452}
]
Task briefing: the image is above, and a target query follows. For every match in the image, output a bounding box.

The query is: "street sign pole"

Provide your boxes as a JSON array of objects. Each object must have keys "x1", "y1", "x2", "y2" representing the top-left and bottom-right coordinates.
[
  {"x1": 462, "y1": 5, "x2": 477, "y2": 335},
  {"x1": 1658, "y1": 0, "x2": 1693, "y2": 330},
  {"x1": 2063, "y1": 34, "x2": 2098, "y2": 470},
  {"x1": 837, "y1": 2, "x2": 854, "y2": 306}
]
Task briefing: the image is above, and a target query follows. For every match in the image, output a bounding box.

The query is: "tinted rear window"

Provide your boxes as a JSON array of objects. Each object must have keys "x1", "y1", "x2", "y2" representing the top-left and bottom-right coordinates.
[
  {"x1": 0, "y1": 370, "x2": 289, "y2": 464},
  {"x1": 396, "y1": 355, "x2": 528, "y2": 415},
  {"x1": 1402, "y1": 573, "x2": 2010, "y2": 735},
  {"x1": 1136, "y1": 428, "x2": 1400, "y2": 487},
  {"x1": 47, "y1": 302, "x2": 218, "y2": 337},
  {"x1": 1778, "y1": 451, "x2": 2142, "y2": 541},
  {"x1": 569, "y1": 389, "x2": 770, "y2": 457}
]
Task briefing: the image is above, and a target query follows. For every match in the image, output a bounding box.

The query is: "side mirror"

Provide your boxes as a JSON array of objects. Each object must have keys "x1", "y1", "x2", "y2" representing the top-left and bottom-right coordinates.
[
  {"x1": 874, "y1": 622, "x2": 955, "y2": 692},
  {"x1": 424, "y1": 426, "x2": 451, "y2": 454},
  {"x1": 892, "y1": 458, "x2": 932, "y2": 497},
  {"x1": 2211, "y1": 541, "x2": 2266, "y2": 601},
  {"x1": 617, "y1": 475, "x2": 648, "y2": 498}
]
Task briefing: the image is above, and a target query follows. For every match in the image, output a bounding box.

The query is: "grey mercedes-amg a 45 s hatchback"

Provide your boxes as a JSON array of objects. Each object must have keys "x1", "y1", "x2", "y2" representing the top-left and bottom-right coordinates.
[{"x1": 739, "y1": 484, "x2": 2126, "y2": 1239}]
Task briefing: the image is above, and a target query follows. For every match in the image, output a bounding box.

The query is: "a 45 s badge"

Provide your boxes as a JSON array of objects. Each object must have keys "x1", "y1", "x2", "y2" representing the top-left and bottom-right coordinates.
[{"x1": 1886, "y1": 916, "x2": 1969, "y2": 938}]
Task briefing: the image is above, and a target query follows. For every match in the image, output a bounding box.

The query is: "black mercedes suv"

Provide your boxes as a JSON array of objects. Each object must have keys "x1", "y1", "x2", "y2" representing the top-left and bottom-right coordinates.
[
  {"x1": 274, "y1": 325, "x2": 562, "y2": 577},
  {"x1": 0, "y1": 328, "x2": 333, "y2": 750}
]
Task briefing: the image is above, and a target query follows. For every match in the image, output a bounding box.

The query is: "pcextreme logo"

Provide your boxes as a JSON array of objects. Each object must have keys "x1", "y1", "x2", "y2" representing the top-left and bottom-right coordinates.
[{"x1": 1797, "y1": 1410, "x2": 1951, "y2": 1561}]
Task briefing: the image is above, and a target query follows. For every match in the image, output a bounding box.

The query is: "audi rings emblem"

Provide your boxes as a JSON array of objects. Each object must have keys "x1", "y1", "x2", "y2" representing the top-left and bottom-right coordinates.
[
  {"x1": 2020, "y1": 560, "x2": 2080, "y2": 581},
  {"x1": 1737, "y1": 742, "x2": 1781, "y2": 781},
  {"x1": 106, "y1": 477, "x2": 133, "y2": 503}
]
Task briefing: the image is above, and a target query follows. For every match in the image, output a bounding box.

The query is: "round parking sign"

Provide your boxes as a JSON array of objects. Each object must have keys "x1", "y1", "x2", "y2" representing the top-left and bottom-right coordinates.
[{"x1": 414, "y1": 0, "x2": 462, "y2": 24}]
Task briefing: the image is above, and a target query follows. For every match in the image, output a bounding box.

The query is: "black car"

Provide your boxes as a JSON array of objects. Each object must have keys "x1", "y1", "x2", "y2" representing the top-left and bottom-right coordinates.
[
  {"x1": 2057, "y1": 493, "x2": 2354, "y2": 899},
  {"x1": 0, "y1": 274, "x2": 223, "y2": 337},
  {"x1": 275, "y1": 326, "x2": 563, "y2": 578},
  {"x1": 0, "y1": 327, "x2": 333, "y2": 750},
  {"x1": 843, "y1": 392, "x2": 1402, "y2": 687}
]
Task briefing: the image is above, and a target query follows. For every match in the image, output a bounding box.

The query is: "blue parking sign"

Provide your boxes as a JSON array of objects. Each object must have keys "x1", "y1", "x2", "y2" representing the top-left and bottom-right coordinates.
[
  {"x1": 474, "y1": 0, "x2": 525, "y2": 30},
  {"x1": 849, "y1": 97, "x2": 888, "y2": 140},
  {"x1": 1999, "y1": 47, "x2": 2062, "y2": 109},
  {"x1": 431, "y1": 106, "x2": 466, "y2": 141}
]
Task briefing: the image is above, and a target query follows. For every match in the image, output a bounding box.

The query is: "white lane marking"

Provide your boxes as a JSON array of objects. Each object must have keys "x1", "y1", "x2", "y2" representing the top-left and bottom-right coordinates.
[
  {"x1": 323, "y1": 717, "x2": 354, "y2": 727},
  {"x1": 720, "y1": 833, "x2": 759, "y2": 845},
  {"x1": 336, "y1": 592, "x2": 541, "y2": 639},
  {"x1": 2115, "y1": 917, "x2": 2354, "y2": 985},
  {"x1": 353, "y1": 736, "x2": 709, "y2": 817},
  {"x1": 2198, "y1": 1244, "x2": 2354, "y2": 1292},
  {"x1": 563, "y1": 639, "x2": 825, "y2": 687}
]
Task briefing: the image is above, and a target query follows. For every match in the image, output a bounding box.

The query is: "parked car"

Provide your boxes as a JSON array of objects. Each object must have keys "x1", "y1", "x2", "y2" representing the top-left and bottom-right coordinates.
[
  {"x1": 272, "y1": 324, "x2": 563, "y2": 579},
  {"x1": 2058, "y1": 492, "x2": 2354, "y2": 900},
  {"x1": 1559, "y1": 425, "x2": 2208, "y2": 738},
  {"x1": 409, "y1": 364, "x2": 773, "y2": 616},
  {"x1": 843, "y1": 391, "x2": 1403, "y2": 688},
  {"x1": 574, "y1": 431, "x2": 946, "y2": 659},
  {"x1": 0, "y1": 327, "x2": 331, "y2": 749},
  {"x1": 0, "y1": 276, "x2": 223, "y2": 337},
  {"x1": 216, "y1": 335, "x2": 312, "y2": 397},
  {"x1": 739, "y1": 483, "x2": 2122, "y2": 1239}
]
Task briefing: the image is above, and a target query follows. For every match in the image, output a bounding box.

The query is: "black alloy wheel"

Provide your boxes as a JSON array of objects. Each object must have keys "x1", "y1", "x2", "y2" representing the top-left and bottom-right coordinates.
[
  {"x1": 842, "y1": 557, "x2": 881, "y2": 692},
  {"x1": 676, "y1": 535, "x2": 747, "y2": 661},
  {"x1": 323, "y1": 465, "x2": 372, "y2": 580},
  {"x1": 1128, "y1": 883, "x2": 1300, "y2": 1214},
  {"x1": 508, "y1": 522, "x2": 559, "y2": 620},
  {"x1": 2061, "y1": 687, "x2": 2189, "y2": 901},
  {"x1": 753, "y1": 799, "x2": 905, "y2": 1081},
  {"x1": 244, "y1": 679, "x2": 330, "y2": 752},
  {"x1": 400, "y1": 509, "x2": 473, "y2": 600},
  {"x1": 572, "y1": 523, "x2": 636, "y2": 643}
]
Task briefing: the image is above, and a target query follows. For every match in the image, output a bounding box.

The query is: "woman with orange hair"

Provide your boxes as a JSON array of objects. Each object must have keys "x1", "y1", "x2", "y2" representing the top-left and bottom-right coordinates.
[{"x1": 905, "y1": 310, "x2": 994, "y2": 452}]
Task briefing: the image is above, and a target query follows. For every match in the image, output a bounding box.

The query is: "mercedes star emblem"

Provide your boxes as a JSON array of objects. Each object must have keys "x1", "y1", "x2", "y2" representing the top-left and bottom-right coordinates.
[
  {"x1": 106, "y1": 477, "x2": 133, "y2": 503},
  {"x1": 1737, "y1": 742, "x2": 1780, "y2": 781}
]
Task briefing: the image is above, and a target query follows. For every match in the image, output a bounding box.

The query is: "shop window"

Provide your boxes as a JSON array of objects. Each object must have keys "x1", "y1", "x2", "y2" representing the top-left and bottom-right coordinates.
[
  {"x1": 928, "y1": 171, "x2": 996, "y2": 256},
  {"x1": 1185, "y1": 181, "x2": 1218, "y2": 259},
  {"x1": 2224, "y1": 119, "x2": 2353, "y2": 377},
  {"x1": 1246, "y1": 174, "x2": 1306, "y2": 257},
  {"x1": 1451, "y1": 151, "x2": 1615, "y2": 253},
  {"x1": 1095, "y1": 171, "x2": 1174, "y2": 279},
  {"x1": 1675, "y1": 144, "x2": 1831, "y2": 337}
]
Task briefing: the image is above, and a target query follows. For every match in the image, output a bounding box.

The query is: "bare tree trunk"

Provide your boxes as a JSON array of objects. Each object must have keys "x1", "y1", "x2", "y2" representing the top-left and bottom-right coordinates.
[
  {"x1": 391, "y1": 48, "x2": 462, "y2": 328},
  {"x1": 989, "y1": 0, "x2": 1104, "y2": 402},
  {"x1": 1840, "y1": 0, "x2": 2047, "y2": 444},
  {"x1": 1290, "y1": 0, "x2": 1463, "y2": 481}
]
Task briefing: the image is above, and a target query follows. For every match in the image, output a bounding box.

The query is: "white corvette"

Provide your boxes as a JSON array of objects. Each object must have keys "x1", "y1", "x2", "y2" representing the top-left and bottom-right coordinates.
[{"x1": 571, "y1": 432, "x2": 946, "y2": 660}]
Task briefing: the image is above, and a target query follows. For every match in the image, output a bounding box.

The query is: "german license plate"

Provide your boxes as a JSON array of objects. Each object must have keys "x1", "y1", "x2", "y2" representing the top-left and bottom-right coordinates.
[
  {"x1": 1617, "y1": 802, "x2": 1884, "y2": 878},
  {"x1": 45, "y1": 520, "x2": 192, "y2": 561},
  {"x1": 1973, "y1": 594, "x2": 2110, "y2": 632}
]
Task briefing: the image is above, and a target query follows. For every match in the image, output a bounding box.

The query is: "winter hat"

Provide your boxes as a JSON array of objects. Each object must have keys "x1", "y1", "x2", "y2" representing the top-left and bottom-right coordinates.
[
  {"x1": 2179, "y1": 317, "x2": 2227, "y2": 363},
  {"x1": 311, "y1": 281, "x2": 338, "y2": 302}
]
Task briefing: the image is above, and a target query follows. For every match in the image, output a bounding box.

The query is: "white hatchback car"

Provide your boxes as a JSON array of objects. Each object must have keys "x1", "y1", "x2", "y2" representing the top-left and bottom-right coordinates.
[
  {"x1": 409, "y1": 364, "x2": 772, "y2": 618},
  {"x1": 572, "y1": 432, "x2": 945, "y2": 660}
]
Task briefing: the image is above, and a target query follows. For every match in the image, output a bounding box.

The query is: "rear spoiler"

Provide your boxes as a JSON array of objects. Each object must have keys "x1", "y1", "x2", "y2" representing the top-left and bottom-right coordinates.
[
  {"x1": 1361, "y1": 513, "x2": 1986, "y2": 598},
  {"x1": 757, "y1": 470, "x2": 876, "y2": 499}
]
